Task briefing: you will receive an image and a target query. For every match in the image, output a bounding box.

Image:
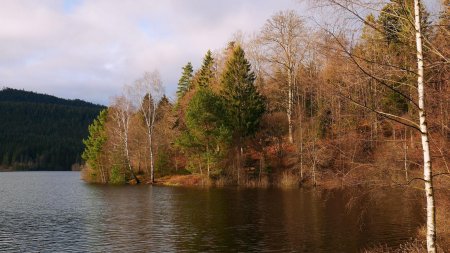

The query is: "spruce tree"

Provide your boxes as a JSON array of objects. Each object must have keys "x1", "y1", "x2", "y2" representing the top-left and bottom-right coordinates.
[
  {"x1": 221, "y1": 45, "x2": 265, "y2": 140},
  {"x1": 197, "y1": 50, "x2": 215, "y2": 88},
  {"x1": 177, "y1": 62, "x2": 193, "y2": 99}
]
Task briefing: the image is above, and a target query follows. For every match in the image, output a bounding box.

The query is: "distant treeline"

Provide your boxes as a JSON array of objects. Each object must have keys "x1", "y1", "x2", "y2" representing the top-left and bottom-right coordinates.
[{"x1": 0, "y1": 88, "x2": 104, "y2": 171}]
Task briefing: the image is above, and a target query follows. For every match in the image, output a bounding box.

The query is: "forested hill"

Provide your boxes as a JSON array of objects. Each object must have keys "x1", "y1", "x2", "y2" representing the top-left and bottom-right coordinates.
[{"x1": 0, "y1": 87, "x2": 105, "y2": 171}]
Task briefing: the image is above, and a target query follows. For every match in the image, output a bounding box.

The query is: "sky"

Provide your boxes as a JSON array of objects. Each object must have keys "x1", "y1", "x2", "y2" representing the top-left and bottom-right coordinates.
[
  {"x1": 0, "y1": 0, "x2": 442, "y2": 105},
  {"x1": 0, "y1": 0, "x2": 305, "y2": 105}
]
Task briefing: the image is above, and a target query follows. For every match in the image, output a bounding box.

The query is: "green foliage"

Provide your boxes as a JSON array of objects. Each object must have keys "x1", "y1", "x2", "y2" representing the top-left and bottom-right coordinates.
[
  {"x1": 185, "y1": 160, "x2": 199, "y2": 174},
  {"x1": 379, "y1": 1, "x2": 405, "y2": 44},
  {"x1": 0, "y1": 88, "x2": 104, "y2": 171},
  {"x1": 2, "y1": 152, "x2": 10, "y2": 166},
  {"x1": 381, "y1": 89, "x2": 409, "y2": 115},
  {"x1": 82, "y1": 109, "x2": 108, "y2": 173},
  {"x1": 197, "y1": 50, "x2": 215, "y2": 88},
  {"x1": 109, "y1": 164, "x2": 125, "y2": 184},
  {"x1": 156, "y1": 94, "x2": 171, "y2": 119},
  {"x1": 155, "y1": 150, "x2": 171, "y2": 176},
  {"x1": 178, "y1": 88, "x2": 231, "y2": 174},
  {"x1": 221, "y1": 45, "x2": 266, "y2": 139},
  {"x1": 378, "y1": 0, "x2": 430, "y2": 45},
  {"x1": 177, "y1": 62, "x2": 194, "y2": 98}
]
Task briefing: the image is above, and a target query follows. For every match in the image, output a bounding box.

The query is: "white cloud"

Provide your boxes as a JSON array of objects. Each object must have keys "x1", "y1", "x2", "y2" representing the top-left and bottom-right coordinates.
[{"x1": 0, "y1": 0, "x2": 306, "y2": 104}]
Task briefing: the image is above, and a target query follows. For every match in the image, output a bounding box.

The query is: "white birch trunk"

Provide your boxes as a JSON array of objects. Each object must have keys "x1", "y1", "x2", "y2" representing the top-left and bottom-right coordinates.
[
  {"x1": 146, "y1": 106, "x2": 156, "y2": 184},
  {"x1": 112, "y1": 96, "x2": 139, "y2": 184},
  {"x1": 133, "y1": 71, "x2": 162, "y2": 184},
  {"x1": 148, "y1": 131, "x2": 154, "y2": 183},
  {"x1": 121, "y1": 109, "x2": 138, "y2": 183},
  {"x1": 414, "y1": 1, "x2": 436, "y2": 252},
  {"x1": 287, "y1": 68, "x2": 294, "y2": 143}
]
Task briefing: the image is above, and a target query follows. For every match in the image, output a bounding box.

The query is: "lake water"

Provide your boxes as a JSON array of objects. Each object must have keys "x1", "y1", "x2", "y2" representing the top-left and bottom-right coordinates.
[{"x1": 0, "y1": 172, "x2": 423, "y2": 252}]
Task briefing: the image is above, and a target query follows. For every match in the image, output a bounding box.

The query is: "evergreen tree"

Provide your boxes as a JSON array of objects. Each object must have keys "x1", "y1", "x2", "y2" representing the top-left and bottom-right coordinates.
[
  {"x1": 197, "y1": 50, "x2": 215, "y2": 88},
  {"x1": 177, "y1": 62, "x2": 193, "y2": 99},
  {"x1": 221, "y1": 45, "x2": 265, "y2": 140},
  {"x1": 178, "y1": 88, "x2": 230, "y2": 176},
  {"x1": 0, "y1": 88, "x2": 104, "y2": 171},
  {"x1": 82, "y1": 109, "x2": 108, "y2": 181},
  {"x1": 156, "y1": 94, "x2": 172, "y2": 121},
  {"x1": 157, "y1": 94, "x2": 170, "y2": 111},
  {"x1": 378, "y1": 0, "x2": 430, "y2": 45}
]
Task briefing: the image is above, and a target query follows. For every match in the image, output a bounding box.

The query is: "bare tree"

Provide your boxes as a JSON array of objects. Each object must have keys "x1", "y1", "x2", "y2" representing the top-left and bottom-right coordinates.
[
  {"x1": 132, "y1": 71, "x2": 163, "y2": 184},
  {"x1": 414, "y1": 1, "x2": 436, "y2": 251},
  {"x1": 258, "y1": 10, "x2": 307, "y2": 143},
  {"x1": 303, "y1": 0, "x2": 439, "y2": 251},
  {"x1": 111, "y1": 94, "x2": 139, "y2": 183}
]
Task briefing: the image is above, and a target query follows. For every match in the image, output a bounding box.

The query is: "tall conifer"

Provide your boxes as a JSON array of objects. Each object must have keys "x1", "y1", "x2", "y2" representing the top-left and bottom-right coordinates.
[
  {"x1": 177, "y1": 62, "x2": 193, "y2": 99},
  {"x1": 221, "y1": 45, "x2": 265, "y2": 139},
  {"x1": 197, "y1": 50, "x2": 215, "y2": 88}
]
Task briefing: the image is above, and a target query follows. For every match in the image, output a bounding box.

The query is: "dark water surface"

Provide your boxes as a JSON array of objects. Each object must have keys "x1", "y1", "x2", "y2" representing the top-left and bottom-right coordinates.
[{"x1": 0, "y1": 172, "x2": 423, "y2": 252}]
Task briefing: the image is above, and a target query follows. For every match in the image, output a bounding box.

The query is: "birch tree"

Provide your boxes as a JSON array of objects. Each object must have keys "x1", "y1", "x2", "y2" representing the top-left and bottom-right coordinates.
[
  {"x1": 258, "y1": 10, "x2": 307, "y2": 143},
  {"x1": 111, "y1": 94, "x2": 139, "y2": 183},
  {"x1": 414, "y1": 1, "x2": 436, "y2": 251},
  {"x1": 132, "y1": 71, "x2": 163, "y2": 184},
  {"x1": 304, "y1": 0, "x2": 439, "y2": 251}
]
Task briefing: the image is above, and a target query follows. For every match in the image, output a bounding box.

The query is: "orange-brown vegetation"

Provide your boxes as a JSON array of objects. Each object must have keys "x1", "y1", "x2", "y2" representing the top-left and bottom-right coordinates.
[{"x1": 81, "y1": 3, "x2": 449, "y2": 250}]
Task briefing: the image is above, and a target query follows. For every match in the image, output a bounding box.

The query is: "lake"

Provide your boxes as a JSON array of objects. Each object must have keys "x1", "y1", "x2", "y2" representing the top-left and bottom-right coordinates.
[{"x1": 0, "y1": 172, "x2": 423, "y2": 252}]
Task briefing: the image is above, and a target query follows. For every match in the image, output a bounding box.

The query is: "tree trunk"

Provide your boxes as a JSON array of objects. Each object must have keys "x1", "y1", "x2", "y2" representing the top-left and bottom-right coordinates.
[
  {"x1": 100, "y1": 164, "x2": 106, "y2": 184},
  {"x1": 259, "y1": 154, "x2": 263, "y2": 183},
  {"x1": 149, "y1": 135, "x2": 154, "y2": 184},
  {"x1": 206, "y1": 144, "x2": 210, "y2": 178},
  {"x1": 147, "y1": 122, "x2": 155, "y2": 184},
  {"x1": 404, "y1": 134, "x2": 409, "y2": 182},
  {"x1": 124, "y1": 135, "x2": 139, "y2": 184},
  {"x1": 300, "y1": 127, "x2": 304, "y2": 180},
  {"x1": 312, "y1": 138, "x2": 317, "y2": 187},
  {"x1": 414, "y1": 1, "x2": 436, "y2": 252},
  {"x1": 287, "y1": 68, "x2": 294, "y2": 143}
]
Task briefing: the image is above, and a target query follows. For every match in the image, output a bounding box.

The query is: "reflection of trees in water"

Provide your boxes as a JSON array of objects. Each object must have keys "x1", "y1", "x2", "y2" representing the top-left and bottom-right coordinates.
[
  {"x1": 81, "y1": 186, "x2": 423, "y2": 252},
  {"x1": 343, "y1": 187, "x2": 423, "y2": 248},
  {"x1": 167, "y1": 187, "x2": 422, "y2": 252},
  {"x1": 84, "y1": 185, "x2": 177, "y2": 252},
  {"x1": 169, "y1": 188, "x2": 267, "y2": 252}
]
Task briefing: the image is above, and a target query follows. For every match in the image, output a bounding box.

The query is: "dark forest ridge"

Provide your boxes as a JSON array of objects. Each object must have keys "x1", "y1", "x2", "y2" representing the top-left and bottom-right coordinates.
[
  {"x1": 0, "y1": 87, "x2": 105, "y2": 171},
  {"x1": 0, "y1": 87, "x2": 103, "y2": 107}
]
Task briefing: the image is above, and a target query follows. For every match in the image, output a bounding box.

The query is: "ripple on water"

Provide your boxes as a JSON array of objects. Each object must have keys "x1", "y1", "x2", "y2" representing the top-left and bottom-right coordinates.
[{"x1": 0, "y1": 172, "x2": 423, "y2": 252}]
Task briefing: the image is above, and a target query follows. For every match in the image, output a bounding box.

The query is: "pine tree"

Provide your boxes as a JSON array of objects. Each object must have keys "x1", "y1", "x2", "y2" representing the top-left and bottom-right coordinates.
[
  {"x1": 82, "y1": 109, "x2": 108, "y2": 183},
  {"x1": 221, "y1": 45, "x2": 265, "y2": 140},
  {"x1": 197, "y1": 50, "x2": 215, "y2": 88},
  {"x1": 177, "y1": 62, "x2": 193, "y2": 99}
]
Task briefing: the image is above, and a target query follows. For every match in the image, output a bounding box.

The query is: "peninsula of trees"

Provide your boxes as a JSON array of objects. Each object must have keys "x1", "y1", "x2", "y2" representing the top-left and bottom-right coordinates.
[
  {"x1": 82, "y1": 2, "x2": 448, "y2": 187},
  {"x1": 0, "y1": 87, "x2": 104, "y2": 171},
  {"x1": 81, "y1": 1, "x2": 448, "y2": 251}
]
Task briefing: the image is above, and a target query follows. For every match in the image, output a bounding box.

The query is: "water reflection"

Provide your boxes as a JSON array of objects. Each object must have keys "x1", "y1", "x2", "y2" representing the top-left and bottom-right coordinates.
[{"x1": 0, "y1": 172, "x2": 423, "y2": 252}]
